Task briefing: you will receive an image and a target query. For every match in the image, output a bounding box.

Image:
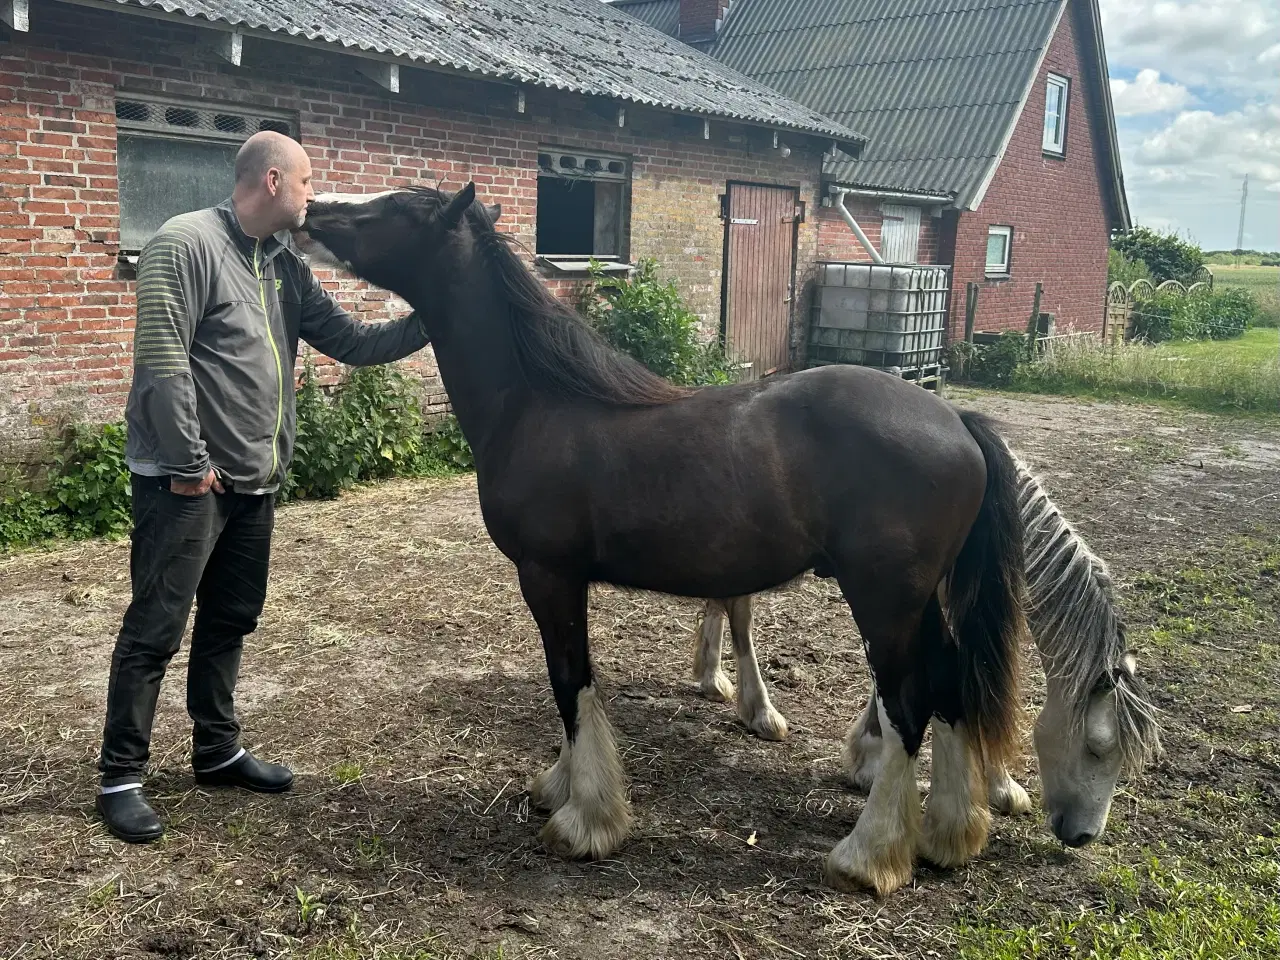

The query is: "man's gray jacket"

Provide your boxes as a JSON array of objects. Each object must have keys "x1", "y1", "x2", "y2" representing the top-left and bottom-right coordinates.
[{"x1": 124, "y1": 198, "x2": 429, "y2": 494}]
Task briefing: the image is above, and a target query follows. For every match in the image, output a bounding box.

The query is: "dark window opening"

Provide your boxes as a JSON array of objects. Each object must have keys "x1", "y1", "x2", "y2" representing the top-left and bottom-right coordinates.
[{"x1": 536, "y1": 177, "x2": 624, "y2": 257}]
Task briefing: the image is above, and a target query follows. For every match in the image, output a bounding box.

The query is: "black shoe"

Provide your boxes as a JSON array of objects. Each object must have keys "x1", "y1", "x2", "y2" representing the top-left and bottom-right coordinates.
[
  {"x1": 95, "y1": 787, "x2": 164, "y2": 843},
  {"x1": 194, "y1": 751, "x2": 293, "y2": 793}
]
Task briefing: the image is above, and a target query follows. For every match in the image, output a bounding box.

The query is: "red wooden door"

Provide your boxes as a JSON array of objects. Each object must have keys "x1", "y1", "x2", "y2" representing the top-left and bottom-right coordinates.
[{"x1": 723, "y1": 183, "x2": 799, "y2": 381}]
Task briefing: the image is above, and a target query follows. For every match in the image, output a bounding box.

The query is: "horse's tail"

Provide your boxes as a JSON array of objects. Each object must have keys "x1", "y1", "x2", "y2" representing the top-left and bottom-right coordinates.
[{"x1": 944, "y1": 410, "x2": 1028, "y2": 769}]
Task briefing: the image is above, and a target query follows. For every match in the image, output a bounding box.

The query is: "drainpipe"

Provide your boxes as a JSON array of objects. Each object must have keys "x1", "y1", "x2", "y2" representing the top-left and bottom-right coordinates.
[{"x1": 833, "y1": 189, "x2": 884, "y2": 264}]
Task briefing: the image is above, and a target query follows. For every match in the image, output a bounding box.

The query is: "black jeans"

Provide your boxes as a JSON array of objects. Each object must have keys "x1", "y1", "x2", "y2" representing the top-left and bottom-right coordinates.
[{"x1": 98, "y1": 473, "x2": 274, "y2": 785}]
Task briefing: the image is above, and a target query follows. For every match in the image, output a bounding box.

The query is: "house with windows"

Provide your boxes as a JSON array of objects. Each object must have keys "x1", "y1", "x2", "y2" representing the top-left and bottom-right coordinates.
[
  {"x1": 0, "y1": 0, "x2": 863, "y2": 455},
  {"x1": 617, "y1": 0, "x2": 1131, "y2": 337}
]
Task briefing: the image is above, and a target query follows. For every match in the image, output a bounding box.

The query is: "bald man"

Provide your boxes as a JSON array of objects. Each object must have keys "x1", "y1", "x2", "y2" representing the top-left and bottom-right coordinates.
[{"x1": 95, "y1": 132, "x2": 431, "y2": 843}]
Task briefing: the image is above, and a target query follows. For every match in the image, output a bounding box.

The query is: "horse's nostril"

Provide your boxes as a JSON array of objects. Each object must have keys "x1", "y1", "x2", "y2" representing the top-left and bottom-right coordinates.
[{"x1": 1065, "y1": 830, "x2": 1096, "y2": 848}]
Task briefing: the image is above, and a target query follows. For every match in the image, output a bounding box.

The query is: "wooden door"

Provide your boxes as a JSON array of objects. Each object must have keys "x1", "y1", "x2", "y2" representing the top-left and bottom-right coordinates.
[{"x1": 722, "y1": 183, "x2": 799, "y2": 381}]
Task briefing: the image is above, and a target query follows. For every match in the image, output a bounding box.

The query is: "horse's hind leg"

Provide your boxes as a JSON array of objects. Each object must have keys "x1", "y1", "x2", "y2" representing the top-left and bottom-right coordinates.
[
  {"x1": 693, "y1": 599, "x2": 735, "y2": 702},
  {"x1": 724, "y1": 596, "x2": 788, "y2": 741},
  {"x1": 843, "y1": 681, "x2": 884, "y2": 792},
  {"x1": 519, "y1": 564, "x2": 632, "y2": 860}
]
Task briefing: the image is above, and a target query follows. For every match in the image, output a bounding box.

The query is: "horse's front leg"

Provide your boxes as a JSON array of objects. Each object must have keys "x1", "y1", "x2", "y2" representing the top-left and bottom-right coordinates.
[
  {"x1": 724, "y1": 596, "x2": 788, "y2": 740},
  {"x1": 519, "y1": 563, "x2": 632, "y2": 860}
]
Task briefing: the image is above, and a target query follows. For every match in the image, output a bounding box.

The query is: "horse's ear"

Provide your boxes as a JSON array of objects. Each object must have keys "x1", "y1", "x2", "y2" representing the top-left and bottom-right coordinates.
[
  {"x1": 485, "y1": 202, "x2": 502, "y2": 223},
  {"x1": 441, "y1": 182, "x2": 476, "y2": 228}
]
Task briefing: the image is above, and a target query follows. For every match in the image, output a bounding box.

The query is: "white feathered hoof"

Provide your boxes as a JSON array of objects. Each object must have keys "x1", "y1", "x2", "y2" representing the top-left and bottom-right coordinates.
[
  {"x1": 540, "y1": 796, "x2": 633, "y2": 860},
  {"x1": 823, "y1": 826, "x2": 916, "y2": 899},
  {"x1": 843, "y1": 723, "x2": 884, "y2": 793},
  {"x1": 698, "y1": 668, "x2": 736, "y2": 704},
  {"x1": 528, "y1": 755, "x2": 572, "y2": 813},
  {"x1": 740, "y1": 702, "x2": 789, "y2": 741},
  {"x1": 988, "y1": 770, "x2": 1033, "y2": 816},
  {"x1": 919, "y1": 798, "x2": 991, "y2": 869}
]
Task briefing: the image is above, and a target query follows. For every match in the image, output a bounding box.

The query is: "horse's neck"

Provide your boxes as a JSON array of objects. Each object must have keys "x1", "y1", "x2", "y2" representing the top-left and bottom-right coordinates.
[{"x1": 427, "y1": 281, "x2": 525, "y2": 455}]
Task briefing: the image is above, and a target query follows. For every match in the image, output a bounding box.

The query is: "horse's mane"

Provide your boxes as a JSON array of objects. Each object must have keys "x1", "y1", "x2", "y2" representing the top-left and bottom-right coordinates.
[
  {"x1": 1013, "y1": 454, "x2": 1161, "y2": 771},
  {"x1": 403, "y1": 186, "x2": 690, "y2": 407}
]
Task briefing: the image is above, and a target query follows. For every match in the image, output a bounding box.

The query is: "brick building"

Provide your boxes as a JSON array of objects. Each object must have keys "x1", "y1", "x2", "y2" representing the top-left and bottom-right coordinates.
[
  {"x1": 619, "y1": 0, "x2": 1132, "y2": 338},
  {"x1": 0, "y1": 0, "x2": 862, "y2": 459}
]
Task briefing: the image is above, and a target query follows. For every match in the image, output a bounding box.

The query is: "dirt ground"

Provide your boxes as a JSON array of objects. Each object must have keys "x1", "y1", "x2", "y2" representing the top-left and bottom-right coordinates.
[{"x1": 2, "y1": 389, "x2": 1278, "y2": 959}]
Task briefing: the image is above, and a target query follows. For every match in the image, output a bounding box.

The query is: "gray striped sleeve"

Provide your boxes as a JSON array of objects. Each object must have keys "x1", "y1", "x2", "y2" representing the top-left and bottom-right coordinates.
[{"x1": 131, "y1": 226, "x2": 210, "y2": 482}]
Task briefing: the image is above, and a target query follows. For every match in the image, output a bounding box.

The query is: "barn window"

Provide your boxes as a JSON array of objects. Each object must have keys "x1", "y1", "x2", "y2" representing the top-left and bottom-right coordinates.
[
  {"x1": 1043, "y1": 74, "x2": 1069, "y2": 156},
  {"x1": 986, "y1": 225, "x2": 1013, "y2": 277},
  {"x1": 535, "y1": 147, "x2": 631, "y2": 272},
  {"x1": 113, "y1": 94, "x2": 298, "y2": 253},
  {"x1": 879, "y1": 203, "x2": 921, "y2": 263}
]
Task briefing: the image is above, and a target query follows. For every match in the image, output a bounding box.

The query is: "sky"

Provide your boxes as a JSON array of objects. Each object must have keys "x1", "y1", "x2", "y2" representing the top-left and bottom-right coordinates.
[{"x1": 1101, "y1": 0, "x2": 1280, "y2": 250}]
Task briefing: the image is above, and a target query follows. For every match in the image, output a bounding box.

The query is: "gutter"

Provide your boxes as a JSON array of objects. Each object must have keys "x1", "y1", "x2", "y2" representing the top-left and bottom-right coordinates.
[
  {"x1": 827, "y1": 184, "x2": 952, "y2": 205},
  {"x1": 833, "y1": 190, "x2": 884, "y2": 265}
]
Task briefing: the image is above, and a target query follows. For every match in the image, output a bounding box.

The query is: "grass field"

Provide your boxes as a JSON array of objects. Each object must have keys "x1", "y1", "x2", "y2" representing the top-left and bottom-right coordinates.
[
  {"x1": 1211, "y1": 264, "x2": 1280, "y2": 327},
  {"x1": 1018, "y1": 328, "x2": 1280, "y2": 413}
]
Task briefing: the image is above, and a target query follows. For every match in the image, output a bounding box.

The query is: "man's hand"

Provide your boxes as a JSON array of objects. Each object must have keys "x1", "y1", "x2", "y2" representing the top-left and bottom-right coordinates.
[{"x1": 170, "y1": 468, "x2": 225, "y2": 497}]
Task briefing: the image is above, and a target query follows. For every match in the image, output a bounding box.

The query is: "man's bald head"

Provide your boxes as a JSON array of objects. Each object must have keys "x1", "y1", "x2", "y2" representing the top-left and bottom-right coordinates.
[
  {"x1": 234, "y1": 130, "x2": 307, "y2": 186},
  {"x1": 231, "y1": 131, "x2": 315, "y2": 237}
]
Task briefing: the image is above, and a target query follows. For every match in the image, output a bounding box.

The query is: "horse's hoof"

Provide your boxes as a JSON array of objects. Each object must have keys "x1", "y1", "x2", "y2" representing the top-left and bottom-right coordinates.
[
  {"x1": 699, "y1": 670, "x2": 736, "y2": 704},
  {"x1": 988, "y1": 775, "x2": 1033, "y2": 817},
  {"x1": 919, "y1": 800, "x2": 991, "y2": 868},
  {"x1": 742, "y1": 704, "x2": 789, "y2": 741},
  {"x1": 528, "y1": 758, "x2": 572, "y2": 813},
  {"x1": 539, "y1": 799, "x2": 633, "y2": 860},
  {"x1": 823, "y1": 833, "x2": 914, "y2": 899},
  {"x1": 843, "y1": 729, "x2": 883, "y2": 794}
]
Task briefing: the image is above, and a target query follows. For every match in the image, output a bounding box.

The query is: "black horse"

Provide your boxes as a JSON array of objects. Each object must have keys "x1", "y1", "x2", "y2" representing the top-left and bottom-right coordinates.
[{"x1": 299, "y1": 184, "x2": 1029, "y2": 897}]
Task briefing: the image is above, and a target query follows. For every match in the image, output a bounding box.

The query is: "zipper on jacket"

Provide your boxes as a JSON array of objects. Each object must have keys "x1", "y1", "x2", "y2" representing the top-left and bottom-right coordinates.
[{"x1": 255, "y1": 239, "x2": 285, "y2": 484}]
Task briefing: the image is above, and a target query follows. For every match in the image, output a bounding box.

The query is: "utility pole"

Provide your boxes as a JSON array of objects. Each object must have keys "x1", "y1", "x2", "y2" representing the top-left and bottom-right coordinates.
[{"x1": 1235, "y1": 174, "x2": 1249, "y2": 263}]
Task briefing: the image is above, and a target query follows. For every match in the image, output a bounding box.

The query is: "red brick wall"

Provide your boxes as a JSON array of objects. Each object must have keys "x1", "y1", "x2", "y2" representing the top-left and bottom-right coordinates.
[
  {"x1": 946, "y1": 0, "x2": 1111, "y2": 337},
  {"x1": 0, "y1": 7, "x2": 824, "y2": 459},
  {"x1": 815, "y1": 198, "x2": 941, "y2": 264}
]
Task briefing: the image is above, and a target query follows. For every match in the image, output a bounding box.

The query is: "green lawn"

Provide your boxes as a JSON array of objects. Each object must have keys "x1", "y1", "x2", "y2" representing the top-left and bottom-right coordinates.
[
  {"x1": 1016, "y1": 328, "x2": 1280, "y2": 413},
  {"x1": 1153, "y1": 326, "x2": 1280, "y2": 362},
  {"x1": 1211, "y1": 264, "x2": 1280, "y2": 326}
]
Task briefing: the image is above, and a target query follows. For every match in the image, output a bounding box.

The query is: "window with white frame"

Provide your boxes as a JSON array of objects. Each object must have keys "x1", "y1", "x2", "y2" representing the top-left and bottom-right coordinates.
[
  {"x1": 1043, "y1": 73, "x2": 1069, "y2": 155},
  {"x1": 986, "y1": 226, "x2": 1013, "y2": 276},
  {"x1": 114, "y1": 94, "x2": 297, "y2": 252},
  {"x1": 535, "y1": 147, "x2": 631, "y2": 270},
  {"x1": 880, "y1": 203, "x2": 921, "y2": 263}
]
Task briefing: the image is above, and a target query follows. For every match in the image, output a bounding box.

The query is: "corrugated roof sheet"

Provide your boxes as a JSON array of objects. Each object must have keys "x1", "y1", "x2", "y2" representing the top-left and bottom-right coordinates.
[
  {"x1": 617, "y1": 0, "x2": 1064, "y2": 202},
  {"x1": 103, "y1": 0, "x2": 864, "y2": 145}
]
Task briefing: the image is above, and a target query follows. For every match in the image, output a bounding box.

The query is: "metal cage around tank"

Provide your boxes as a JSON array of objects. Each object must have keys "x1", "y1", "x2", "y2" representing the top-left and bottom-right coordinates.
[{"x1": 807, "y1": 262, "x2": 951, "y2": 384}]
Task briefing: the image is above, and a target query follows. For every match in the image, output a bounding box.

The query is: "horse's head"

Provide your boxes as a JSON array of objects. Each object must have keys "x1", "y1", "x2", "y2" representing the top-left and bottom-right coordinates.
[
  {"x1": 298, "y1": 183, "x2": 500, "y2": 301},
  {"x1": 1032, "y1": 650, "x2": 1132, "y2": 846}
]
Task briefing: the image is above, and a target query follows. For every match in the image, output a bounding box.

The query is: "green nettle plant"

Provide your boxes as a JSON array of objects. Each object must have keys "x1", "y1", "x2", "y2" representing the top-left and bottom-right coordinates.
[
  {"x1": 1, "y1": 361, "x2": 477, "y2": 551},
  {"x1": 577, "y1": 257, "x2": 739, "y2": 386}
]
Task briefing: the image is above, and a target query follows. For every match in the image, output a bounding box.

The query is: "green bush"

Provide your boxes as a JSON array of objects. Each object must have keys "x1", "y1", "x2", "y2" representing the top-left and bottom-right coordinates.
[
  {"x1": 1113, "y1": 226, "x2": 1205, "y2": 285},
  {"x1": 2, "y1": 362, "x2": 475, "y2": 551},
  {"x1": 414, "y1": 414, "x2": 474, "y2": 474},
  {"x1": 947, "y1": 332, "x2": 1027, "y2": 387},
  {"x1": 0, "y1": 423, "x2": 131, "y2": 550},
  {"x1": 1109, "y1": 248, "x2": 1152, "y2": 286},
  {"x1": 1133, "y1": 288, "x2": 1257, "y2": 344},
  {"x1": 282, "y1": 357, "x2": 455, "y2": 501},
  {"x1": 577, "y1": 258, "x2": 739, "y2": 386}
]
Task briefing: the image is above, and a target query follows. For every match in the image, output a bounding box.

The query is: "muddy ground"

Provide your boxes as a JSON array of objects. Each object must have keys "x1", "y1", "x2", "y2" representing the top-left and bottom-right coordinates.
[{"x1": 1, "y1": 390, "x2": 1278, "y2": 959}]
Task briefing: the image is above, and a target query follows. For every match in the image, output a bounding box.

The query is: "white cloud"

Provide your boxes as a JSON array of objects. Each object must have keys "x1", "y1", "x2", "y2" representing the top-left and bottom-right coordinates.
[
  {"x1": 1110, "y1": 70, "x2": 1191, "y2": 116},
  {"x1": 1101, "y1": 0, "x2": 1278, "y2": 94},
  {"x1": 1101, "y1": 0, "x2": 1280, "y2": 247}
]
